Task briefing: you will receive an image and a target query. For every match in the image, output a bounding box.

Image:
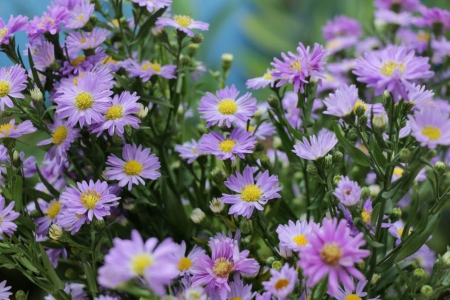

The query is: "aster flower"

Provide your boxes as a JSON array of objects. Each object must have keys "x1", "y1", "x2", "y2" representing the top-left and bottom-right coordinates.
[
  {"x1": 228, "y1": 274, "x2": 256, "y2": 300},
  {"x1": 0, "y1": 15, "x2": 28, "y2": 45},
  {"x1": 21, "y1": 153, "x2": 37, "y2": 178},
  {"x1": 353, "y1": 46, "x2": 434, "y2": 101},
  {"x1": 334, "y1": 176, "x2": 362, "y2": 206},
  {"x1": 55, "y1": 209, "x2": 87, "y2": 234},
  {"x1": 276, "y1": 220, "x2": 313, "y2": 255},
  {"x1": 191, "y1": 232, "x2": 260, "y2": 300},
  {"x1": 0, "y1": 120, "x2": 37, "y2": 139},
  {"x1": 323, "y1": 84, "x2": 359, "y2": 118},
  {"x1": 45, "y1": 283, "x2": 86, "y2": 300},
  {"x1": 132, "y1": 0, "x2": 172, "y2": 13},
  {"x1": 64, "y1": 2, "x2": 95, "y2": 29},
  {"x1": 33, "y1": 40, "x2": 56, "y2": 71},
  {"x1": 332, "y1": 280, "x2": 380, "y2": 300},
  {"x1": 406, "y1": 83, "x2": 434, "y2": 108},
  {"x1": 293, "y1": 130, "x2": 338, "y2": 161},
  {"x1": 66, "y1": 28, "x2": 110, "y2": 52},
  {"x1": 271, "y1": 42, "x2": 328, "y2": 93},
  {"x1": 397, "y1": 29, "x2": 429, "y2": 55},
  {"x1": 387, "y1": 220, "x2": 411, "y2": 244},
  {"x1": 245, "y1": 121, "x2": 276, "y2": 140},
  {"x1": 262, "y1": 264, "x2": 298, "y2": 300},
  {"x1": 326, "y1": 36, "x2": 359, "y2": 54},
  {"x1": 176, "y1": 241, "x2": 206, "y2": 276},
  {"x1": 55, "y1": 72, "x2": 113, "y2": 127},
  {"x1": 98, "y1": 230, "x2": 179, "y2": 295},
  {"x1": 106, "y1": 144, "x2": 161, "y2": 190},
  {"x1": 281, "y1": 92, "x2": 323, "y2": 129},
  {"x1": 375, "y1": 9, "x2": 413, "y2": 26},
  {"x1": 27, "y1": 5, "x2": 69, "y2": 42},
  {"x1": 323, "y1": 15, "x2": 362, "y2": 41},
  {"x1": 156, "y1": 15, "x2": 209, "y2": 37},
  {"x1": 0, "y1": 196, "x2": 19, "y2": 239},
  {"x1": 0, "y1": 64, "x2": 27, "y2": 111},
  {"x1": 91, "y1": 91, "x2": 141, "y2": 136},
  {"x1": 126, "y1": 60, "x2": 177, "y2": 82},
  {"x1": 415, "y1": 7, "x2": 450, "y2": 33},
  {"x1": 60, "y1": 48, "x2": 108, "y2": 75},
  {"x1": 45, "y1": 247, "x2": 68, "y2": 268},
  {"x1": 374, "y1": 0, "x2": 421, "y2": 11},
  {"x1": 198, "y1": 85, "x2": 257, "y2": 128},
  {"x1": 0, "y1": 280, "x2": 12, "y2": 300},
  {"x1": 209, "y1": 197, "x2": 225, "y2": 213},
  {"x1": 407, "y1": 244, "x2": 435, "y2": 274},
  {"x1": 198, "y1": 127, "x2": 256, "y2": 160},
  {"x1": 175, "y1": 139, "x2": 203, "y2": 164},
  {"x1": 246, "y1": 68, "x2": 276, "y2": 90},
  {"x1": 408, "y1": 107, "x2": 450, "y2": 149},
  {"x1": 222, "y1": 165, "x2": 282, "y2": 218},
  {"x1": 37, "y1": 118, "x2": 81, "y2": 164},
  {"x1": 60, "y1": 179, "x2": 120, "y2": 221},
  {"x1": 298, "y1": 218, "x2": 370, "y2": 297},
  {"x1": 34, "y1": 199, "x2": 62, "y2": 236}
]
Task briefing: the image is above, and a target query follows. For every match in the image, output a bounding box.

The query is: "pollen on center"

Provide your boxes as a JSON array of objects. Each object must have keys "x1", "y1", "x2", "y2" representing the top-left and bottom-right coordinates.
[
  {"x1": 241, "y1": 184, "x2": 263, "y2": 202},
  {"x1": 218, "y1": 99, "x2": 238, "y2": 115},
  {"x1": 123, "y1": 160, "x2": 144, "y2": 176}
]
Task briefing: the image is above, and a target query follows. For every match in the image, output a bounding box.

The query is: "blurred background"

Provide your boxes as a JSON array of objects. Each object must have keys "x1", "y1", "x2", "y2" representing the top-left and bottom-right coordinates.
[{"x1": 1, "y1": 0, "x2": 450, "y2": 298}]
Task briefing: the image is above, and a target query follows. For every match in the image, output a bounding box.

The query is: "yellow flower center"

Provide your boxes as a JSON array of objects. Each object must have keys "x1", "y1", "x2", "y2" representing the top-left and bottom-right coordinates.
[
  {"x1": 421, "y1": 126, "x2": 441, "y2": 140},
  {"x1": 326, "y1": 39, "x2": 341, "y2": 51},
  {"x1": 0, "y1": 123, "x2": 16, "y2": 137},
  {"x1": 247, "y1": 125, "x2": 255, "y2": 132},
  {"x1": 103, "y1": 56, "x2": 118, "y2": 65},
  {"x1": 39, "y1": 17, "x2": 55, "y2": 27},
  {"x1": 178, "y1": 257, "x2": 192, "y2": 271},
  {"x1": 393, "y1": 167, "x2": 404, "y2": 178},
  {"x1": 75, "y1": 14, "x2": 85, "y2": 23},
  {"x1": 0, "y1": 80, "x2": 11, "y2": 98},
  {"x1": 46, "y1": 201, "x2": 62, "y2": 220},
  {"x1": 123, "y1": 160, "x2": 143, "y2": 176},
  {"x1": 353, "y1": 100, "x2": 368, "y2": 114},
  {"x1": 361, "y1": 208, "x2": 372, "y2": 223},
  {"x1": 290, "y1": 60, "x2": 302, "y2": 71},
  {"x1": 380, "y1": 60, "x2": 406, "y2": 76},
  {"x1": 71, "y1": 55, "x2": 86, "y2": 66},
  {"x1": 79, "y1": 38, "x2": 87, "y2": 44},
  {"x1": 105, "y1": 105, "x2": 123, "y2": 120},
  {"x1": 241, "y1": 184, "x2": 263, "y2": 202},
  {"x1": 150, "y1": 63, "x2": 161, "y2": 73},
  {"x1": 174, "y1": 15, "x2": 193, "y2": 27},
  {"x1": 219, "y1": 139, "x2": 236, "y2": 153},
  {"x1": 0, "y1": 27, "x2": 8, "y2": 39},
  {"x1": 230, "y1": 298, "x2": 242, "y2": 300},
  {"x1": 345, "y1": 295, "x2": 362, "y2": 300},
  {"x1": 112, "y1": 19, "x2": 120, "y2": 27},
  {"x1": 292, "y1": 234, "x2": 308, "y2": 246},
  {"x1": 417, "y1": 32, "x2": 430, "y2": 42},
  {"x1": 320, "y1": 242, "x2": 343, "y2": 266},
  {"x1": 80, "y1": 190, "x2": 102, "y2": 210},
  {"x1": 131, "y1": 253, "x2": 154, "y2": 276},
  {"x1": 212, "y1": 257, "x2": 234, "y2": 278},
  {"x1": 52, "y1": 126, "x2": 68, "y2": 145},
  {"x1": 218, "y1": 99, "x2": 238, "y2": 115},
  {"x1": 263, "y1": 71, "x2": 272, "y2": 80},
  {"x1": 74, "y1": 91, "x2": 94, "y2": 110},
  {"x1": 274, "y1": 279, "x2": 289, "y2": 290}
]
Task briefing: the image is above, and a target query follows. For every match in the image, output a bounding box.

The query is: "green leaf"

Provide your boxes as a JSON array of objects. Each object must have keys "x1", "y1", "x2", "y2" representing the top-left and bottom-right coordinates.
[
  {"x1": 23, "y1": 188, "x2": 54, "y2": 201},
  {"x1": 139, "y1": 95, "x2": 174, "y2": 108},
  {"x1": 112, "y1": 73, "x2": 131, "y2": 89},
  {"x1": 133, "y1": 8, "x2": 167, "y2": 45},
  {"x1": 374, "y1": 261, "x2": 412, "y2": 292},
  {"x1": 82, "y1": 259, "x2": 98, "y2": 297},
  {"x1": 371, "y1": 202, "x2": 381, "y2": 227},
  {"x1": 332, "y1": 122, "x2": 371, "y2": 167},
  {"x1": 369, "y1": 137, "x2": 387, "y2": 171},
  {"x1": 28, "y1": 48, "x2": 45, "y2": 92},
  {"x1": 35, "y1": 164, "x2": 60, "y2": 198},
  {"x1": 36, "y1": 243, "x2": 64, "y2": 290},
  {"x1": 366, "y1": 237, "x2": 385, "y2": 249},
  {"x1": 218, "y1": 215, "x2": 237, "y2": 231},
  {"x1": 12, "y1": 175, "x2": 23, "y2": 211}
]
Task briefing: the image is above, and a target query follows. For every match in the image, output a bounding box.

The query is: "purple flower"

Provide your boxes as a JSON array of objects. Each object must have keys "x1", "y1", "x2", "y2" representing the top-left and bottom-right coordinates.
[
  {"x1": 60, "y1": 48, "x2": 108, "y2": 75},
  {"x1": 175, "y1": 139, "x2": 203, "y2": 164},
  {"x1": 271, "y1": 43, "x2": 328, "y2": 93},
  {"x1": 198, "y1": 127, "x2": 256, "y2": 160},
  {"x1": 406, "y1": 83, "x2": 434, "y2": 109},
  {"x1": 132, "y1": 0, "x2": 172, "y2": 13},
  {"x1": 198, "y1": 85, "x2": 257, "y2": 128},
  {"x1": 126, "y1": 60, "x2": 177, "y2": 82},
  {"x1": 322, "y1": 15, "x2": 362, "y2": 41},
  {"x1": 0, "y1": 15, "x2": 28, "y2": 45},
  {"x1": 106, "y1": 144, "x2": 161, "y2": 191},
  {"x1": 246, "y1": 68, "x2": 276, "y2": 90},
  {"x1": 332, "y1": 280, "x2": 379, "y2": 300},
  {"x1": 55, "y1": 209, "x2": 87, "y2": 234},
  {"x1": 55, "y1": 72, "x2": 113, "y2": 127},
  {"x1": 191, "y1": 233, "x2": 260, "y2": 300},
  {"x1": 33, "y1": 41, "x2": 56, "y2": 71},
  {"x1": 326, "y1": 36, "x2": 359, "y2": 54},
  {"x1": 334, "y1": 176, "x2": 362, "y2": 206},
  {"x1": 0, "y1": 280, "x2": 12, "y2": 300},
  {"x1": 34, "y1": 200, "x2": 62, "y2": 235},
  {"x1": 406, "y1": 244, "x2": 435, "y2": 274},
  {"x1": 323, "y1": 84, "x2": 359, "y2": 117},
  {"x1": 246, "y1": 122, "x2": 275, "y2": 140},
  {"x1": 64, "y1": 2, "x2": 94, "y2": 29},
  {"x1": 0, "y1": 196, "x2": 19, "y2": 239},
  {"x1": 408, "y1": 107, "x2": 450, "y2": 149},
  {"x1": 293, "y1": 130, "x2": 337, "y2": 161},
  {"x1": 91, "y1": 91, "x2": 141, "y2": 136},
  {"x1": 60, "y1": 180, "x2": 120, "y2": 221},
  {"x1": 228, "y1": 274, "x2": 256, "y2": 300},
  {"x1": 375, "y1": 9, "x2": 413, "y2": 26},
  {"x1": 37, "y1": 117, "x2": 81, "y2": 164},
  {"x1": 281, "y1": 92, "x2": 323, "y2": 129},
  {"x1": 66, "y1": 28, "x2": 110, "y2": 52},
  {"x1": 262, "y1": 263, "x2": 298, "y2": 300},
  {"x1": 27, "y1": 5, "x2": 69, "y2": 42},
  {"x1": 353, "y1": 46, "x2": 434, "y2": 101},
  {"x1": 374, "y1": 0, "x2": 421, "y2": 11},
  {"x1": 45, "y1": 283, "x2": 86, "y2": 300},
  {"x1": 45, "y1": 247, "x2": 68, "y2": 269},
  {"x1": 176, "y1": 241, "x2": 206, "y2": 276},
  {"x1": 156, "y1": 15, "x2": 209, "y2": 37},
  {"x1": 222, "y1": 165, "x2": 282, "y2": 218},
  {"x1": 0, "y1": 119, "x2": 36, "y2": 139},
  {"x1": 0, "y1": 64, "x2": 27, "y2": 111},
  {"x1": 276, "y1": 220, "x2": 313, "y2": 256},
  {"x1": 98, "y1": 230, "x2": 179, "y2": 295},
  {"x1": 397, "y1": 29, "x2": 429, "y2": 55},
  {"x1": 298, "y1": 218, "x2": 370, "y2": 297},
  {"x1": 415, "y1": 7, "x2": 450, "y2": 33}
]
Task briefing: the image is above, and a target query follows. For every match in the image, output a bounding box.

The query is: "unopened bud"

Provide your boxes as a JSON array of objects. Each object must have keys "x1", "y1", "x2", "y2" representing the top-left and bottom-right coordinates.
[
  {"x1": 12, "y1": 150, "x2": 21, "y2": 168},
  {"x1": 371, "y1": 274, "x2": 381, "y2": 286},
  {"x1": 273, "y1": 137, "x2": 282, "y2": 149},
  {"x1": 271, "y1": 261, "x2": 283, "y2": 271},
  {"x1": 332, "y1": 151, "x2": 343, "y2": 163},
  {"x1": 324, "y1": 154, "x2": 333, "y2": 168},
  {"x1": 65, "y1": 268, "x2": 77, "y2": 279},
  {"x1": 196, "y1": 124, "x2": 207, "y2": 135},
  {"x1": 209, "y1": 198, "x2": 225, "y2": 213},
  {"x1": 181, "y1": 55, "x2": 191, "y2": 66},
  {"x1": 49, "y1": 224, "x2": 63, "y2": 241},
  {"x1": 92, "y1": 219, "x2": 105, "y2": 230},
  {"x1": 391, "y1": 207, "x2": 402, "y2": 221},
  {"x1": 82, "y1": 14, "x2": 97, "y2": 32},
  {"x1": 239, "y1": 218, "x2": 252, "y2": 235},
  {"x1": 399, "y1": 148, "x2": 411, "y2": 163},
  {"x1": 306, "y1": 164, "x2": 318, "y2": 176},
  {"x1": 420, "y1": 285, "x2": 433, "y2": 297},
  {"x1": 255, "y1": 143, "x2": 265, "y2": 152},
  {"x1": 211, "y1": 168, "x2": 225, "y2": 185},
  {"x1": 369, "y1": 184, "x2": 380, "y2": 197},
  {"x1": 190, "y1": 208, "x2": 205, "y2": 224},
  {"x1": 188, "y1": 43, "x2": 199, "y2": 57},
  {"x1": 355, "y1": 105, "x2": 366, "y2": 117},
  {"x1": 260, "y1": 155, "x2": 271, "y2": 170},
  {"x1": 372, "y1": 113, "x2": 387, "y2": 133},
  {"x1": 333, "y1": 175, "x2": 342, "y2": 186},
  {"x1": 30, "y1": 88, "x2": 43, "y2": 102},
  {"x1": 221, "y1": 53, "x2": 233, "y2": 71},
  {"x1": 2, "y1": 138, "x2": 16, "y2": 150},
  {"x1": 361, "y1": 187, "x2": 370, "y2": 201},
  {"x1": 49, "y1": 61, "x2": 61, "y2": 72},
  {"x1": 267, "y1": 95, "x2": 279, "y2": 109},
  {"x1": 347, "y1": 129, "x2": 358, "y2": 142},
  {"x1": 425, "y1": 150, "x2": 437, "y2": 160},
  {"x1": 15, "y1": 290, "x2": 27, "y2": 300},
  {"x1": 435, "y1": 161, "x2": 446, "y2": 175},
  {"x1": 111, "y1": 134, "x2": 124, "y2": 146},
  {"x1": 442, "y1": 251, "x2": 450, "y2": 268},
  {"x1": 191, "y1": 34, "x2": 204, "y2": 44},
  {"x1": 414, "y1": 268, "x2": 426, "y2": 280},
  {"x1": 265, "y1": 256, "x2": 277, "y2": 266},
  {"x1": 136, "y1": 103, "x2": 149, "y2": 119}
]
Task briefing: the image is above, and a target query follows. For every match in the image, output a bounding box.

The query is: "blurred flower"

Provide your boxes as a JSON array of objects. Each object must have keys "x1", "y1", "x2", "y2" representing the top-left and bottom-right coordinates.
[
  {"x1": 0, "y1": 64, "x2": 27, "y2": 111},
  {"x1": 262, "y1": 263, "x2": 297, "y2": 300},
  {"x1": 35, "y1": 200, "x2": 62, "y2": 236},
  {"x1": 209, "y1": 198, "x2": 225, "y2": 213},
  {"x1": 45, "y1": 283, "x2": 86, "y2": 300},
  {"x1": 408, "y1": 107, "x2": 450, "y2": 149},
  {"x1": 374, "y1": 0, "x2": 421, "y2": 11},
  {"x1": 126, "y1": 60, "x2": 177, "y2": 82},
  {"x1": 190, "y1": 208, "x2": 205, "y2": 224},
  {"x1": 156, "y1": 15, "x2": 209, "y2": 37},
  {"x1": 27, "y1": 5, "x2": 69, "y2": 42},
  {"x1": 293, "y1": 130, "x2": 337, "y2": 161},
  {"x1": 415, "y1": 7, "x2": 450, "y2": 33},
  {"x1": 374, "y1": 9, "x2": 413, "y2": 26},
  {"x1": 322, "y1": 15, "x2": 362, "y2": 41},
  {"x1": 0, "y1": 15, "x2": 28, "y2": 45},
  {"x1": 0, "y1": 196, "x2": 19, "y2": 239},
  {"x1": 132, "y1": 0, "x2": 172, "y2": 13},
  {"x1": 0, "y1": 280, "x2": 12, "y2": 300},
  {"x1": 175, "y1": 139, "x2": 204, "y2": 164},
  {"x1": 66, "y1": 28, "x2": 110, "y2": 52},
  {"x1": 228, "y1": 274, "x2": 256, "y2": 300},
  {"x1": 332, "y1": 280, "x2": 379, "y2": 300}
]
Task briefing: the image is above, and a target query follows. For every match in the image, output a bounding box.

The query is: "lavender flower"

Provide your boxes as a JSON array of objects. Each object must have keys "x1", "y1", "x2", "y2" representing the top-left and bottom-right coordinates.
[
  {"x1": 0, "y1": 280, "x2": 12, "y2": 300},
  {"x1": 126, "y1": 60, "x2": 177, "y2": 82},
  {"x1": 322, "y1": 15, "x2": 362, "y2": 41},
  {"x1": 0, "y1": 120, "x2": 37, "y2": 139},
  {"x1": 262, "y1": 264, "x2": 298, "y2": 300},
  {"x1": 415, "y1": 7, "x2": 450, "y2": 33},
  {"x1": 374, "y1": 0, "x2": 421, "y2": 11},
  {"x1": 334, "y1": 176, "x2": 362, "y2": 206},
  {"x1": 64, "y1": 2, "x2": 94, "y2": 29},
  {"x1": 132, "y1": 0, "x2": 172, "y2": 13},
  {"x1": 375, "y1": 9, "x2": 413, "y2": 26},
  {"x1": 66, "y1": 29, "x2": 110, "y2": 52},
  {"x1": 34, "y1": 200, "x2": 62, "y2": 236},
  {"x1": 323, "y1": 84, "x2": 359, "y2": 117},
  {"x1": 408, "y1": 107, "x2": 450, "y2": 149},
  {"x1": 332, "y1": 280, "x2": 379, "y2": 300},
  {"x1": 176, "y1": 241, "x2": 205, "y2": 276},
  {"x1": 27, "y1": 5, "x2": 69, "y2": 42},
  {"x1": 0, "y1": 64, "x2": 27, "y2": 111},
  {"x1": 175, "y1": 139, "x2": 203, "y2": 164},
  {"x1": 276, "y1": 220, "x2": 313, "y2": 255},
  {"x1": 156, "y1": 15, "x2": 209, "y2": 37},
  {"x1": 246, "y1": 69, "x2": 276, "y2": 90},
  {"x1": 33, "y1": 41, "x2": 56, "y2": 71},
  {"x1": 293, "y1": 130, "x2": 338, "y2": 161},
  {"x1": 228, "y1": 274, "x2": 256, "y2": 300},
  {"x1": 45, "y1": 283, "x2": 86, "y2": 300},
  {"x1": 0, "y1": 196, "x2": 19, "y2": 239},
  {"x1": 0, "y1": 15, "x2": 28, "y2": 45}
]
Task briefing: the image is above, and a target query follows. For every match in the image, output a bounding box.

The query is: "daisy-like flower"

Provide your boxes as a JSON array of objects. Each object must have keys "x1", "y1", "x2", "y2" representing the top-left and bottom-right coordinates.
[
  {"x1": 198, "y1": 127, "x2": 256, "y2": 160},
  {"x1": 175, "y1": 139, "x2": 203, "y2": 164},
  {"x1": 91, "y1": 91, "x2": 141, "y2": 136},
  {"x1": 60, "y1": 180, "x2": 120, "y2": 221},
  {"x1": 105, "y1": 144, "x2": 161, "y2": 191},
  {"x1": 126, "y1": 60, "x2": 177, "y2": 82},
  {"x1": 222, "y1": 165, "x2": 282, "y2": 219},
  {"x1": 61, "y1": 48, "x2": 108, "y2": 75},
  {"x1": 191, "y1": 233, "x2": 260, "y2": 300},
  {"x1": 98, "y1": 230, "x2": 179, "y2": 295},
  {"x1": 0, "y1": 120, "x2": 37, "y2": 139},
  {"x1": 282, "y1": 92, "x2": 323, "y2": 129},
  {"x1": 332, "y1": 280, "x2": 380, "y2": 300},
  {"x1": 33, "y1": 41, "x2": 56, "y2": 71},
  {"x1": 209, "y1": 197, "x2": 225, "y2": 213},
  {"x1": 228, "y1": 274, "x2": 257, "y2": 300},
  {"x1": 407, "y1": 244, "x2": 436, "y2": 275},
  {"x1": 408, "y1": 107, "x2": 450, "y2": 149},
  {"x1": 374, "y1": 0, "x2": 421, "y2": 11},
  {"x1": 55, "y1": 72, "x2": 113, "y2": 127},
  {"x1": 37, "y1": 118, "x2": 81, "y2": 164},
  {"x1": 387, "y1": 220, "x2": 411, "y2": 244},
  {"x1": 0, "y1": 280, "x2": 12, "y2": 300},
  {"x1": 353, "y1": 46, "x2": 434, "y2": 101},
  {"x1": 64, "y1": 2, "x2": 94, "y2": 29},
  {"x1": 415, "y1": 7, "x2": 450, "y2": 33},
  {"x1": 132, "y1": 0, "x2": 172, "y2": 13},
  {"x1": 245, "y1": 121, "x2": 276, "y2": 140},
  {"x1": 293, "y1": 130, "x2": 338, "y2": 161},
  {"x1": 276, "y1": 220, "x2": 313, "y2": 255},
  {"x1": 262, "y1": 263, "x2": 298, "y2": 300},
  {"x1": 156, "y1": 15, "x2": 209, "y2": 37},
  {"x1": 374, "y1": 9, "x2": 413, "y2": 26},
  {"x1": 246, "y1": 68, "x2": 276, "y2": 90},
  {"x1": 0, "y1": 15, "x2": 28, "y2": 45},
  {"x1": 323, "y1": 84, "x2": 359, "y2": 118},
  {"x1": 271, "y1": 42, "x2": 328, "y2": 93},
  {"x1": 0, "y1": 64, "x2": 27, "y2": 111},
  {"x1": 199, "y1": 85, "x2": 257, "y2": 128},
  {"x1": 406, "y1": 83, "x2": 434, "y2": 109},
  {"x1": 34, "y1": 199, "x2": 63, "y2": 236},
  {"x1": 323, "y1": 15, "x2": 361, "y2": 41},
  {"x1": 55, "y1": 208, "x2": 87, "y2": 234},
  {"x1": 334, "y1": 176, "x2": 362, "y2": 206},
  {"x1": 298, "y1": 218, "x2": 370, "y2": 297},
  {"x1": 66, "y1": 28, "x2": 110, "y2": 52},
  {"x1": 0, "y1": 196, "x2": 19, "y2": 239},
  {"x1": 176, "y1": 241, "x2": 206, "y2": 276},
  {"x1": 27, "y1": 5, "x2": 69, "y2": 42},
  {"x1": 45, "y1": 283, "x2": 87, "y2": 300}
]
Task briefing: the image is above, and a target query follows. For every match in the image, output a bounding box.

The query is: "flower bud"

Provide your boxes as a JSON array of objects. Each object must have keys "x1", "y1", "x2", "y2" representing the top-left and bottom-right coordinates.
[
  {"x1": 211, "y1": 168, "x2": 225, "y2": 185},
  {"x1": 273, "y1": 137, "x2": 282, "y2": 149},
  {"x1": 306, "y1": 164, "x2": 318, "y2": 176},
  {"x1": 425, "y1": 150, "x2": 437, "y2": 161},
  {"x1": 441, "y1": 251, "x2": 450, "y2": 268},
  {"x1": 181, "y1": 55, "x2": 191, "y2": 66},
  {"x1": 355, "y1": 105, "x2": 366, "y2": 117},
  {"x1": 239, "y1": 218, "x2": 252, "y2": 235},
  {"x1": 267, "y1": 94, "x2": 279, "y2": 109},
  {"x1": 12, "y1": 150, "x2": 21, "y2": 168},
  {"x1": 260, "y1": 155, "x2": 271, "y2": 170},
  {"x1": 136, "y1": 103, "x2": 149, "y2": 119},
  {"x1": 435, "y1": 161, "x2": 446, "y2": 176},
  {"x1": 372, "y1": 113, "x2": 387, "y2": 133},
  {"x1": 265, "y1": 256, "x2": 276, "y2": 266},
  {"x1": 391, "y1": 207, "x2": 402, "y2": 221},
  {"x1": 65, "y1": 268, "x2": 78, "y2": 279},
  {"x1": 332, "y1": 151, "x2": 343, "y2": 163},
  {"x1": 190, "y1": 208, "x2": 205, "y2": 224},
  {"x1": 414, "y1": 268, "x2": 426, "y2": 280},
  {"x1": 399, "y1": 148, "x2": 411, "y2": 163},
  {"x1": 371, "y1": 273, "x2": 381, "y2": 285},
  {"x1": 324, "y1": 154, "x2": 333, "y2": 168},
  {"x1": 255, "y1": 143, "x2": 265, "y2": 152},
  {"x1": 112, "y1": 134, "x2": 124, "y2": 146},
  {"x1": 15, "y1": 290, "x2": 27, "y2": 300},
  {"x1": 369, "y1": 184, "x2": 380, "y2": 197},
  {"x1": 2, "y1": 138, "x2": 16, "y2": 150},
  {"x1": 347, "y1": 129, "x2": 358, "y2": 142},
  {"x1": 188, "y1": 43, "x2": 199, "y2": 57},
  {"x1": 49, "y1": 61, "x2": 61, "y2": 72},
  {"x1": 221, "y1": 53, "x2": 233, "y2": 71},
  {"x1": 361, "y1": 187, "x2": 370, "y2": 201},
  {"x1": 49, "y1": 224, "x2": 63, "y2": 241},
  {"x1": 191, "y1": 33, "x2": 204, "y2": 44},
  {"x1": 420, "y1": 285, "x2": 433, "y2": 297},
  {"x1": 333, "y1": 175, "x2": 342, "y2": 186},
  {"x1": 124, "y1": 124, "x2": 133, "y2": 137},
  {"x1": 92, "y1": 219, "x2": 105, "y2": 230},
  {"x1": 30, "y1": 88, "x2": 43, "y2": 102},
  {"x1": 209, "y1": 198, "x2": 225, "y2": 213},
  {"x1": 271, "y1": 261, "x2": 283, "y2": 271}
]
